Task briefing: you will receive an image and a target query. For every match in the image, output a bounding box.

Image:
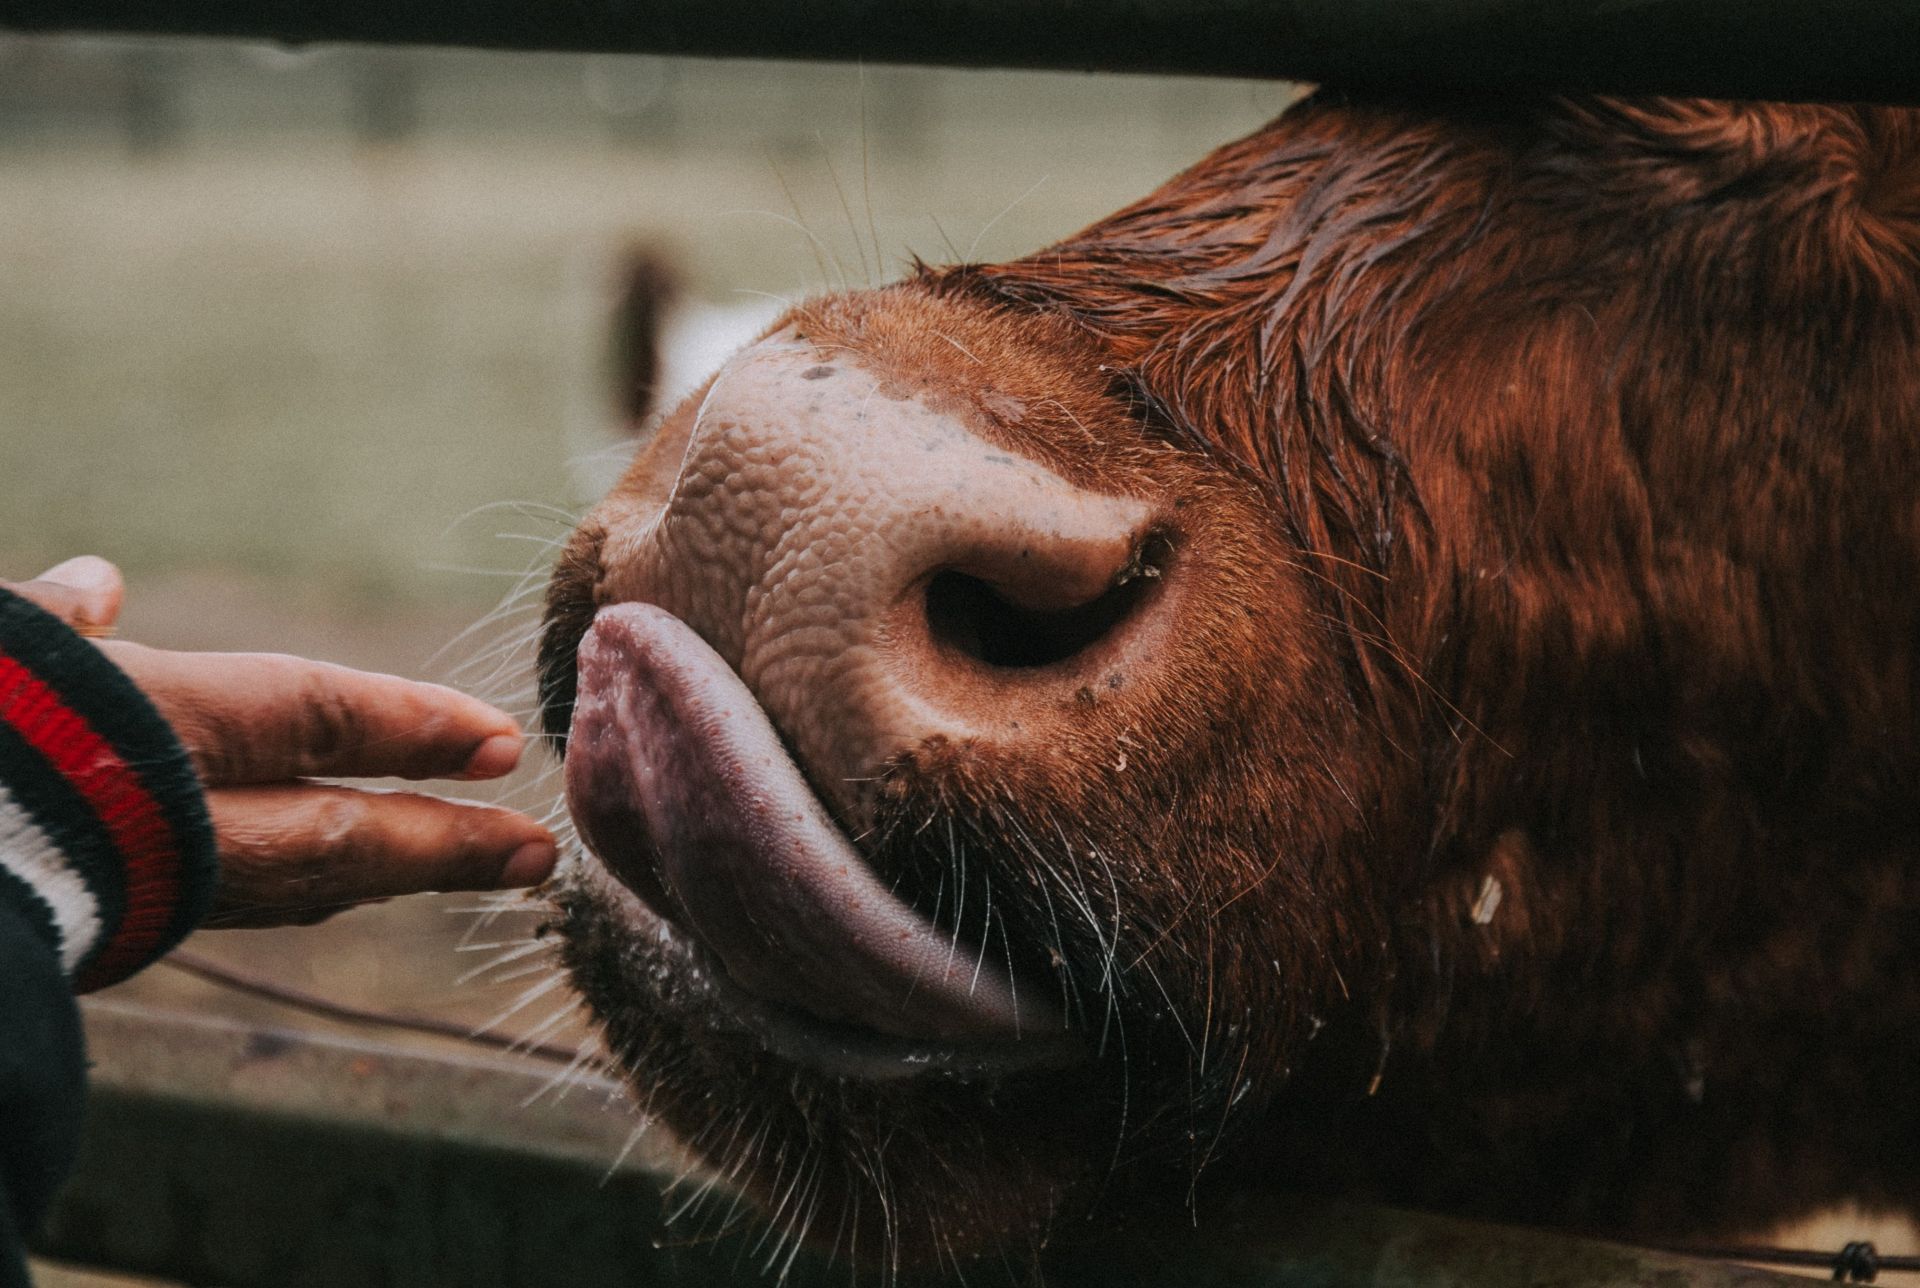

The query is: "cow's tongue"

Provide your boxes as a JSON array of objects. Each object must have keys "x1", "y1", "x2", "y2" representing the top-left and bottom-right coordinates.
[{"x1": 565, "y1": 602, "x2": 1061, "y2": 1045}]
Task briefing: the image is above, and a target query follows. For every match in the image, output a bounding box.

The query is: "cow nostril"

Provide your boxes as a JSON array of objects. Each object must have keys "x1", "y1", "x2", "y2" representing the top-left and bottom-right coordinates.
[{"x1": 924, "y1": 534, "x2": 1171, "y2": 670}]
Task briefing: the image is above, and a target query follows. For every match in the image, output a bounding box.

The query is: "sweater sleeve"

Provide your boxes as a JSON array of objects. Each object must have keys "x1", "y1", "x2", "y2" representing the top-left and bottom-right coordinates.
[
  {"x1": 0, "y1": 586, "x2": 219, "y2": 1278},
  {"x1": 0, "y1": 589, "x2": 217, "y2": 990}
]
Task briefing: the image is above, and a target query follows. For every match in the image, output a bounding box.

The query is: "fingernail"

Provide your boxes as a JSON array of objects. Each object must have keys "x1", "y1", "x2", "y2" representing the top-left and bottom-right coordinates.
[
  {"x1": 38, "y1": 555, "x2": 118, "y2": 593},
  {"x1": 499, "y1": 840, "x2": 557, "y2": 887},
  {"x1": 458, "y1": 733, "x2": 523, "y2": 780}
]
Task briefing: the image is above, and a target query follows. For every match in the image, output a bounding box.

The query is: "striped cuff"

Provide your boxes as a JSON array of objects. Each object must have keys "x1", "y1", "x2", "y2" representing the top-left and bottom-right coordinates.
[{"x1": 0, "y1": 589, "x2": 216, "y2": 991}]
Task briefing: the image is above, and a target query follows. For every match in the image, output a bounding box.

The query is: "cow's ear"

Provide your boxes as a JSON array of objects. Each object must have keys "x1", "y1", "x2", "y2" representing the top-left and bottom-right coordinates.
[{"x1": 610, "y1": 246, "x2": 679, "y2": 433}]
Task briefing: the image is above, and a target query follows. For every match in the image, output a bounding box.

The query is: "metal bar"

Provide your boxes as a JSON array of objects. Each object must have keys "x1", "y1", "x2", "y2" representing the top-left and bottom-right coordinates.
[
  {"x1": 0, "y1": 0, "x2": 1918, "y2": 101},
  {"x1": 36, "y1": 999, "x2": 774, "y2": 1288},
  {"x1": 37, "y1": 999, "x2": 1811, "y2": 1288}
]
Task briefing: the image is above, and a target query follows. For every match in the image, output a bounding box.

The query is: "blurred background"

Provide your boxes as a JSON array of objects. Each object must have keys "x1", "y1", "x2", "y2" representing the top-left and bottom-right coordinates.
[
  {"x1": 0, "y1": 23, "x2": 1291, "y2": 1164},
  {"x1": 0, "y1": 34, "x2": 1297, "y2": 601}
]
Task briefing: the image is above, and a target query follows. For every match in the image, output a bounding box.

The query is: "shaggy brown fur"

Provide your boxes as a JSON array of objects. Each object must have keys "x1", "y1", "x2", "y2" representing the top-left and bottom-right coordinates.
[{"x1": 542, "y1": 91, "x2": 1920, "y2": 1267}]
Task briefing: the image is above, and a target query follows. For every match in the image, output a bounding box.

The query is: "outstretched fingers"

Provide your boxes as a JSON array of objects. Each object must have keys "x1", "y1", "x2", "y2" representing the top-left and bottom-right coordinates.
[
  {"x1": 100, "y1": 642, "x2": 529, "y2": 786},
  {"x1": 6, "y1": 557, "x2": 561, "y2": 931},
  {"x1": 204, "y1": 783, "x2": 558, "y2": 927}
]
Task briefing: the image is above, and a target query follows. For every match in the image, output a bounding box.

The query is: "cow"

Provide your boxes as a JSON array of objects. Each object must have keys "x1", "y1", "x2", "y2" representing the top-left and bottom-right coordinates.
[{"x1": 536, "y1": 92, "x2": 1920, "y2": 1271}]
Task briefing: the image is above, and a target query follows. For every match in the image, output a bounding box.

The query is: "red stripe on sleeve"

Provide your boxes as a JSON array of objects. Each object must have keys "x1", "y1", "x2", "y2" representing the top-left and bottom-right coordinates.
[{"x1": 0, "y1": 651, "x2": 184, "y2": 988}]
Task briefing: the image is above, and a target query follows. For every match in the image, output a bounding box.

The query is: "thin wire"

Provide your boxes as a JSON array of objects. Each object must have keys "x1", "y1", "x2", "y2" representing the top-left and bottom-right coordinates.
[{"x1": 158, "y1": 949, "x2": 586, "y2": 1067}]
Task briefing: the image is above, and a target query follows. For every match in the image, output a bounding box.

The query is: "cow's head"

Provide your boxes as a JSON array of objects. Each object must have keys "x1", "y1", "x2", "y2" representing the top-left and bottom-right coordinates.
[{"x1": 537, "y1": 93, "x2": 1920, "y2": 1264}]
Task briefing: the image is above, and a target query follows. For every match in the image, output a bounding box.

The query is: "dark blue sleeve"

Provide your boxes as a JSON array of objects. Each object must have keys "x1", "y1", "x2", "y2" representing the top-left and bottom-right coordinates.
[
  {"x1": 0, "y1": 587, "x2": 219, "y2": 1281},
  {"x1": 0, "y1": 895, "x2": 85, "y2": 1288}
]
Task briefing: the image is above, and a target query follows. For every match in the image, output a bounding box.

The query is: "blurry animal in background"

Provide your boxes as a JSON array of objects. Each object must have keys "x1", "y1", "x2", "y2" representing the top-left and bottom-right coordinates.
[
  {"x1": 609, "y1": 245, "x2": 785, "y2": 436},
  {"x1": 609, "y1": 247, "x2": 678, "y2": 431},
  {"x1": 539, "y1": 93, "x2": 1920, "y2": 1271}
]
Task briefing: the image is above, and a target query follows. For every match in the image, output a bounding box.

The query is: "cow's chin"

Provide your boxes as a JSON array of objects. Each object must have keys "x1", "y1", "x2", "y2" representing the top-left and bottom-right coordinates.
[
  {"x1": 550, "y1": 853, "x2": 1111, "y2": 1266},
  {"x1": 552, "y1": 847, "x2": 1089, "y2": 1083}
]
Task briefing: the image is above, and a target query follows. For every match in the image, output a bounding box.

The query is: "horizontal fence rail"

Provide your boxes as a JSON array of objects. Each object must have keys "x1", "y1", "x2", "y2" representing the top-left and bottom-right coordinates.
[
  {"x1": 38, "y1": 999, "x2": 1810, "y2": 1288},
  {"x1": 1, "y1": 0, "x2": 1919, "y2": 101}
]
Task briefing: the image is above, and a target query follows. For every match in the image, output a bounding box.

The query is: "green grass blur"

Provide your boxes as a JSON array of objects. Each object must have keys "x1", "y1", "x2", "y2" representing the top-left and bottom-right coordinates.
[{"x1": 0, "y1": 37, "x2": 1297, "y2": 613}]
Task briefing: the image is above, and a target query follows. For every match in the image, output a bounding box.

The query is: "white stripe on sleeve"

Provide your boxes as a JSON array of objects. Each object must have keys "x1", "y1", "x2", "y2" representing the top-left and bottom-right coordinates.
[{"x1": 0, "y1": 779, "x2": 104, "y2": 974}]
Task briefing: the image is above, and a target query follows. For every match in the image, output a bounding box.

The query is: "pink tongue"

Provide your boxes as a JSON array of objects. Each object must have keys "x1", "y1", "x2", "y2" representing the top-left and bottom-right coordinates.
[{"x1": 565, "y1": 602, "x2": 1059, "y2": 1044}]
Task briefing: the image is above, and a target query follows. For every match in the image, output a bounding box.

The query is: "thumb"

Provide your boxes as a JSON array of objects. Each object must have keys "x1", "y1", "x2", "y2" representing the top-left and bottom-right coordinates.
[{"x1": 2, "y1": 556, "x2": 126, "y2": 636}]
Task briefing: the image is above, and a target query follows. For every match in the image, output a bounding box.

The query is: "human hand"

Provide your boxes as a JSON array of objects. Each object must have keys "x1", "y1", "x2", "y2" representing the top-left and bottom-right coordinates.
[{"x1": 2, "y1": 557, "x2": 557, "y2": 928}]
